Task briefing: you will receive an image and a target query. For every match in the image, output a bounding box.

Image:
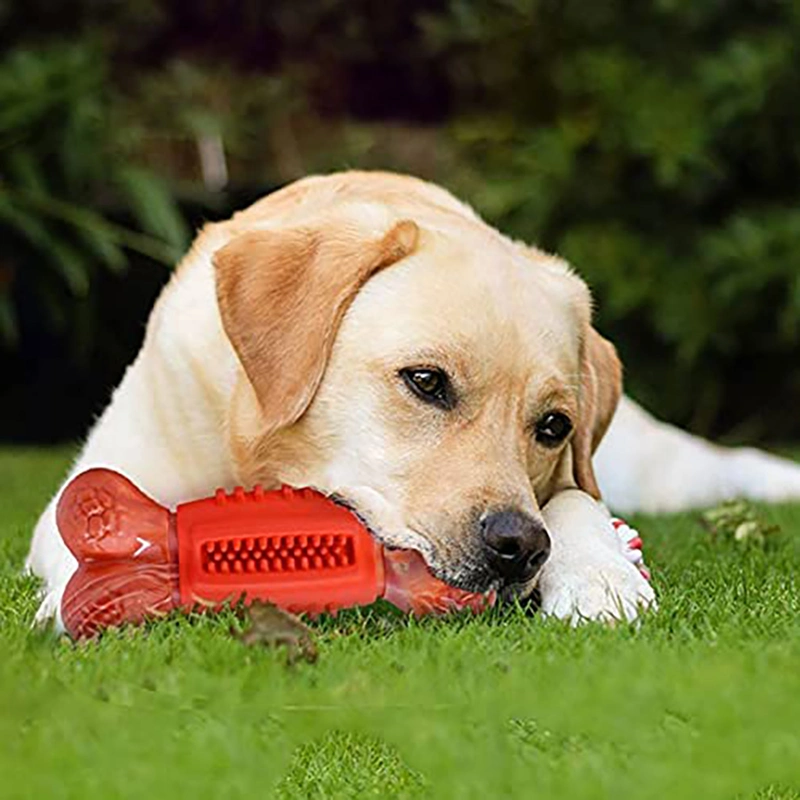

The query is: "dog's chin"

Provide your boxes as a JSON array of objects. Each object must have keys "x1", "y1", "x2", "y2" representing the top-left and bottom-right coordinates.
[
  {"x1": 429, "y1": 563, "x2": 544, "y2": 599},
  {"x1": 422, "y1": 560, "x2": 500, "y2": 595},
  {"x1": 496, "y1": 576, "x2": 541, "y2": 604}
]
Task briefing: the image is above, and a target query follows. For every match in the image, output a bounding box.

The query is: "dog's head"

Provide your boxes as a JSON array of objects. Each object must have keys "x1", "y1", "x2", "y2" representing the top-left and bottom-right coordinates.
[{"x1": 213, "y1": 197, "x2": 621, "y2": 597}]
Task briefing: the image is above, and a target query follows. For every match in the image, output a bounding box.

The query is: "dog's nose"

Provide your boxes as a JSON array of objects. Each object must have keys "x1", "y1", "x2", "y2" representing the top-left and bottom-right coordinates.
[{"x1": 481, "y1": 510, "x2": 551, "y2": 583}]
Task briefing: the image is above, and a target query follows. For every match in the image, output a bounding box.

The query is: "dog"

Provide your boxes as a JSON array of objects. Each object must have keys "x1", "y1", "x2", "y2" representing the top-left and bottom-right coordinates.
[{"x1": 26, "y1": 171, "x2": 800, "y2": 629}]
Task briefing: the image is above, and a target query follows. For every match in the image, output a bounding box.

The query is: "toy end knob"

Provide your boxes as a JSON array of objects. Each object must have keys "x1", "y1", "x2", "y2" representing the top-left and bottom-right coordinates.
[
  {"x1": 56, "y1": 468, "x2": 172, "y2": 562},
  {"x1": 56, "y1": 468, "x2": 177, "y2": 639}
]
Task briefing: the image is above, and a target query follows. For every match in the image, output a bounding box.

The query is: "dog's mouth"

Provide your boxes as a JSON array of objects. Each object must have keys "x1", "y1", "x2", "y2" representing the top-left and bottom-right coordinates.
[
  {"x1": 329, "y1": 490, "x2": 501, "y2": 610},
  {"x1": 381, "y1": 548, "x2": 497, "y2": 615}
]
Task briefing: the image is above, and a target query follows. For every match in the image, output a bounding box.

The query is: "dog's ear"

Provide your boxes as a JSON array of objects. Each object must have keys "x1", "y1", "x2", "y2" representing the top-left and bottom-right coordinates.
[
  {"x1": 213, "y1": 217, "x2": 419, "y2": 434},
  {"x1": 511, "y1": 242, "x2": 621, "y2": 500},
  {"x1": 571, "y1": 326, "x2": 623, "y2": 499}
]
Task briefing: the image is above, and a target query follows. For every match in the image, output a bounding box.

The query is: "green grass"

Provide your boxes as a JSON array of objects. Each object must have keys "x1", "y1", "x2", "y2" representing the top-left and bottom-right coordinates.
[{"x1": 2, "y1": 447, "x2": 800, "y2": 799}]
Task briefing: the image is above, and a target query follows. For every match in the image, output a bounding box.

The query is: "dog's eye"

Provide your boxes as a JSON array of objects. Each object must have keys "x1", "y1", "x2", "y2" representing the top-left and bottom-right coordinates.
[
  {"x1": 535, "y1": 412, "x2": 573, "y2": 447},
  {"x1": 399, "y1": 367, "x2": 454, "y2": 409}
]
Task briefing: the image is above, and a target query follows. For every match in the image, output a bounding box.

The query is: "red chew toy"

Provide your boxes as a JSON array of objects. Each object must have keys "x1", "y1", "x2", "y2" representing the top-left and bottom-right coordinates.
[{"x1": 57, "y1": 469, "x2": 492, "y2": 639}]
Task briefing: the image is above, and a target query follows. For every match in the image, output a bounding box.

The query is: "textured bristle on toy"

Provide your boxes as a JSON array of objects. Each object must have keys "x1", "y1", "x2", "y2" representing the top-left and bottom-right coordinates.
[{"x1": 57, "y1": 469, "x2": 493, "y2": 639}]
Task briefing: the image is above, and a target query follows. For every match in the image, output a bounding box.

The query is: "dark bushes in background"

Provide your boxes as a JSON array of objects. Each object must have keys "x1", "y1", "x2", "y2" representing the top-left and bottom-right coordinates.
[
  {"x1": 0, "y1": 42, "x2": 196, "y2": 442},
  {"x1": 1, "y1": 0, "x2": 799, "y2": 442},
  {"x1": 430, "y1": 1, "x2": 800, "y2": 441}
]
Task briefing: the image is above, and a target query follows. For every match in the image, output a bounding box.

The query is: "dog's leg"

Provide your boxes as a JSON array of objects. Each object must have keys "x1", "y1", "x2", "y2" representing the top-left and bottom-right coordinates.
[
  {"x1": 538, "y1": 489, "x2": 656, "y2": 624},
  {"x1": 593, "y1": 396, "x2": 800, "y2": 513},
  {"x1": 25, "y1": 497, "x2": 76, "y2": 632}
]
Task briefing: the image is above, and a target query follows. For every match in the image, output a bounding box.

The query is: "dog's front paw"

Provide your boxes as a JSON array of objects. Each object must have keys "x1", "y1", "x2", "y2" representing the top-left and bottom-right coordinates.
[
  {"x1": 32, "y1": 586, "x2": 66, "y2": 633},
  {"x1": 538, "y1": 551, "x2": 656, "y2": 625},
  {"x1": 538, "y1": 489, "x2": 657, "y2": 626}
]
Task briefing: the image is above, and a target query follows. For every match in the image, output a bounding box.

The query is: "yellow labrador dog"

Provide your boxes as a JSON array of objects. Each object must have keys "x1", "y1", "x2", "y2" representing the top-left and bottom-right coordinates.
[{"x1": 27, "y1": 171, "x2": 800, "y2": 628}]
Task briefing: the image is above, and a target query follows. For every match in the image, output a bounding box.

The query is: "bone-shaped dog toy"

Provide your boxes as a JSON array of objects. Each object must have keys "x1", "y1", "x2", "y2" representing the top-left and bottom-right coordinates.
[{"x1": 57, "y1": 469, "x2": 492, "y2": 639}]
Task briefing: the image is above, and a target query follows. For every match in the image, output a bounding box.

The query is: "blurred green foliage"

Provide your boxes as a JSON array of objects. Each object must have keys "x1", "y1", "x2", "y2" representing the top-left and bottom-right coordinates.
[
  {"x1": 425, "y1": 0, "x2": 800, "y2": 438},
  {"x1": 2, "y1": 0, "x2": 799, "y2": 440},
  {"x1": 0, "y1": 42, "x2": 189, "y2": 352}
]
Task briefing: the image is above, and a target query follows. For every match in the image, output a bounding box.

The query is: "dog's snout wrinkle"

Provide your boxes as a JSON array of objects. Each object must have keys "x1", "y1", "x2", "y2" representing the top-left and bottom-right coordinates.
[{"x1": 481, "y1": 509, "x2": 551, "y2": 584}]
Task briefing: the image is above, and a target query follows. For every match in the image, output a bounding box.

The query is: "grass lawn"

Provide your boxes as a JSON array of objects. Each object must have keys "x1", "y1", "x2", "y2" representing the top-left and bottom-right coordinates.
[{"x1": 2, "y1": 447, "x2": 800, "y2": 799}]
